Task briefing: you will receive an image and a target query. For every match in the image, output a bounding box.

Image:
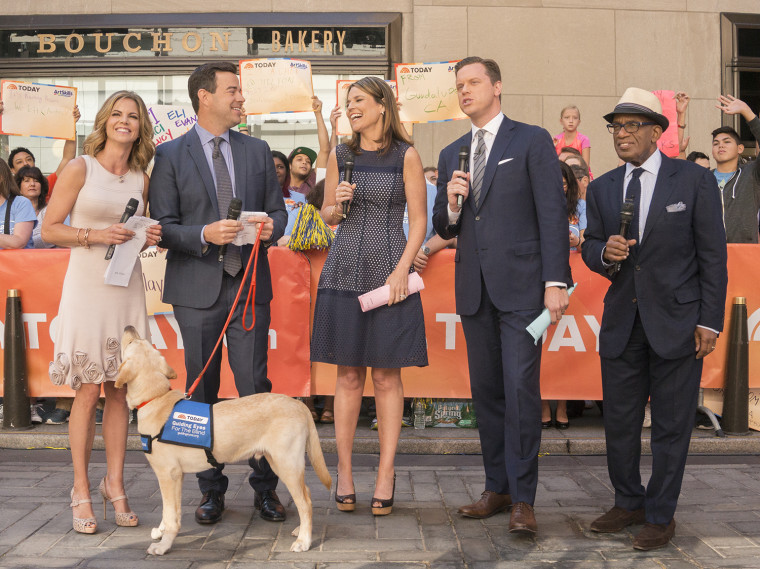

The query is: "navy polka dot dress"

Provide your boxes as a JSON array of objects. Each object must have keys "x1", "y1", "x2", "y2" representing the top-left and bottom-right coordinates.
[{"x1": 311, "y1": 142, "x2": 428, "y2": 368}]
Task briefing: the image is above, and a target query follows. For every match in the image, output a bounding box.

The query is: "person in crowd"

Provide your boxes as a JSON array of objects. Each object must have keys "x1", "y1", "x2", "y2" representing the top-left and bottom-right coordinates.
[
  {"x1": 42, "y1": 90, "x2": 161, "y2": 534},
  {"x1": 712, "y1": 94, "x2": 760, "y2": 243},
  {"x1": 14, "y1": 166, "x2": 54, "y2": 248},
  {"x1": 582, "y1": 87, "x2": 727, "y2": 550},
  {"x1": 423, "y1": 166, "x2": 438, "y2": 186},
  {"x1": 149, "y1": 62, "x2": 287, "y2": 526},
  {"x1": 554, "y1": 105, "x2": 591, "y2": 172},
  {"x1": 541, "y1": 162, "x2": 584, "y2": 431},
  {"x1": 433, "y1": 56, "x2": 570, "y2": 534},
  {"x1": 674, "y1": 91, "x2": 690, "y2": 159},
  {"x1": 2, "y1": 101, "x2": 81, "y2": 195},
  {"x1": 312, "y1": 76, "x2": 428, "y2": 516},
  {"x1": 686, "y1": 151, "x2": 710, "y2": 168},
  {"x1": 0, "y1": 161, "x2": 36, "y2": 250},
  {"x1": 272, "y1": 150, "x2": 290, "y2": 197}
]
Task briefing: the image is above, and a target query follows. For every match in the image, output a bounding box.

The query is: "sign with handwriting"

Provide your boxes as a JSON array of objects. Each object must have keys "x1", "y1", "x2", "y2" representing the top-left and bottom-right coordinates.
[
  {"x1": 653, "y1": 90, "x2": 679, "y2": 158},
  {"x1": 239, "y1": 58, "x2": 314, "y2": 115},
  {"x1": 147, "y1": 104, "x2": 197, "y2": 146},
  {"x1": 0, "y1": 80, "x2": 77, "y2": 140},
  {"x1": 394, "y1": 61, "x2": 466, "y2": 124}
]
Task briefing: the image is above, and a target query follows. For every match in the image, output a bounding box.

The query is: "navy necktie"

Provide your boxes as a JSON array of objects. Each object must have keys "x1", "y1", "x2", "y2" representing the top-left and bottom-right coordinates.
[{"x1": 626, "y1": 167, "x2": 644, "y2": 244}]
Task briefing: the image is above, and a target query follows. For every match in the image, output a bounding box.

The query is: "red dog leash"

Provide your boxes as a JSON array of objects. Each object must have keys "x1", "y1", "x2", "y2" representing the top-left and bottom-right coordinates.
[{"x1": 184, "y1": 222, "x2": 264, "y2": 399}]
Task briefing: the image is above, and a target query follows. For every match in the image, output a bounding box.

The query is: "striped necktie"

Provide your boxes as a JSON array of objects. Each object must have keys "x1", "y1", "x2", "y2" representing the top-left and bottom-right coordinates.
[
  {"x1": 212, "y1": 137, "x2": 241, "y2": 276},
  {"x1": 471, "y1": 129, "x2": 487, "y2": 208}
]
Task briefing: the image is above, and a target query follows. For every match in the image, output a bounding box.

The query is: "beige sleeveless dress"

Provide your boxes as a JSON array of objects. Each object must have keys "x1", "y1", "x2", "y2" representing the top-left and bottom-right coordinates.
[{"x1": 49, "y1": 155, "x2": 149, "y2": 389}]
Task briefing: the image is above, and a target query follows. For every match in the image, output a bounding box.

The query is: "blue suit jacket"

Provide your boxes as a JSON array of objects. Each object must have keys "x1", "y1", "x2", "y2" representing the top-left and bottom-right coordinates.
[
  {"x1": 581, "y1": 154, "x2": 728, "y2": 360},
  {"x1": 149, "y1": 127, "x2": 287, "y2": 309},
  {"x1": 432, "y1": 115, "x2": 571, "y2": 315}
]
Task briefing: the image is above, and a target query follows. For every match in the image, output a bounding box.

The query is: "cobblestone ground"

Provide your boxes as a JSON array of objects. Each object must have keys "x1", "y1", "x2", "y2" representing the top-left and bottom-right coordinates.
[{"x1": 1, "y1": 451, "x2": 759, "y2": 568}]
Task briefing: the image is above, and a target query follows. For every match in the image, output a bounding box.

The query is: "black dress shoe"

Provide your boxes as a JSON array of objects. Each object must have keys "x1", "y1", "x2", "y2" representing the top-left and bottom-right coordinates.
[
  {"x1": 554, "y1": 420, "x2": 569, "y2": 430},
  {"x1": 541, "y1": 420, "x2": 553, "y2": 429},
  {"x1": 195, "y1": 490, "x2": 224, "y2": 524},
  {"x1": 254, "y1": 490, "x2": 286, "y2": 522}
]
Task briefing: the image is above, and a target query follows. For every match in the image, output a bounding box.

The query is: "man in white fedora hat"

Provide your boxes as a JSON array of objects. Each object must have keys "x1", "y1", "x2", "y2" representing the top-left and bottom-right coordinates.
[{"x1": 581, "y1": 87, "x2": 728, "y2": 550}]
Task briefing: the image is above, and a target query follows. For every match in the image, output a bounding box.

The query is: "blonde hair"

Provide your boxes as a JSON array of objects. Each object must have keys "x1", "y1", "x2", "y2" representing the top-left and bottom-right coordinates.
[
  {"x1": 560, "y1": 105, "x2": 581, "y2": 120},
  {"x1": 83, "y1": 91, "x2": 155, "y2": 172},
  {"x1": 345, "y1": 77, "x2": 412, "y2": 156}
]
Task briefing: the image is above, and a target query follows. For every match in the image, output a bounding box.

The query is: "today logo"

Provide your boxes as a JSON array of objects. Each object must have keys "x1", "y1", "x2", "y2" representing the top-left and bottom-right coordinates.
[
  {"x1": 173, "y1": 411, "x2": 209, "y2": 425},
  {"x1": 7, "y1": 84, "x2": 40, "y2": 93},
  {"x1": 402, "y1": 66, "x2": 432, "y2": 73},
  {"x1": 6, "y1": 84, "x2": 17, "y2": 90}
]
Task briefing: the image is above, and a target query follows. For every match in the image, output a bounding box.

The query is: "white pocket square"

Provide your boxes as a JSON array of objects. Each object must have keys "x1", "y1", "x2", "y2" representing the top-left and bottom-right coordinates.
[
  {"x1": 666, "y1": 202, "x2": 687, "y2": 213},
  {"x1": 497, "y1": 158, "x2": 513, "y2": 166}
]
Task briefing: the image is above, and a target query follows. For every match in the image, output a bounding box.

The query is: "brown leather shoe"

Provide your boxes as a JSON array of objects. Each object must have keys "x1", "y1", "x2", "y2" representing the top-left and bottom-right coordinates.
[
  {"x1": 508, "y1": 502, "x2": 537, "y2": 534},
  {"x1": 590, "y1": 506, "x2": 646, "y2": 533},
  {"x1": 457, "y1": 491, "x2": 512, "y2": 519},
  {"x1": 633, "y1": 519, "x2": 676, "y2": 550}
]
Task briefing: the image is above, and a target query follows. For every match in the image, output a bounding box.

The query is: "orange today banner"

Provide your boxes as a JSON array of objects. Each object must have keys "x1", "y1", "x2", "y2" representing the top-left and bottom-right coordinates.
[{"x1": 0, "y1": 246, "x2": 758, "y2": 399}]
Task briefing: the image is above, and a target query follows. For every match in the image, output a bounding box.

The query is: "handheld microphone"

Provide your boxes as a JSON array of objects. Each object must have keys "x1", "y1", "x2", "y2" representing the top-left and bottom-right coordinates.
[
  {"x1": 457, "y1": 146, "x2": 469, "y2": 208},
  {"x1": 342, "y1": 155, "x2": 355, "y2": 218},
  {"x1": 105, "y1": 198, "x2": 139, "y2": 260},
  {"x1": 611, "y1": 197, "x2": 635, "y2": 275},
  {"x1": 218, "y1": 198, "x2": 243, "y2": 263}
]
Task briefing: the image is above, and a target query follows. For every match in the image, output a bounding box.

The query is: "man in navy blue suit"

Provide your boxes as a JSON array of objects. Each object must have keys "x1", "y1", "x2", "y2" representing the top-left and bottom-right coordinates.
[
  {"x1": 149, "y1": 62, "x2": 287, "y2": 526},
  {"x1": 582, "y1": 88, "x2": 727, "y2": 550},
  {"x1": 432, "y1": 56, "x2": 570, "y2": 534}
]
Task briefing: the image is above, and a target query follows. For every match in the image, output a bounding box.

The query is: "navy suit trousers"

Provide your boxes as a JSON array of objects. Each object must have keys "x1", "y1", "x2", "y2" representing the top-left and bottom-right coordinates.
[
  {"x1": 460, "y1": 276, "x2": 543, "y2": 505},
  {"x1": 601, "y1": 312, "x2": 701, "y2": 524},
  {"x1": 174, "y1": 270, "x2": 277, "y2": 494}
]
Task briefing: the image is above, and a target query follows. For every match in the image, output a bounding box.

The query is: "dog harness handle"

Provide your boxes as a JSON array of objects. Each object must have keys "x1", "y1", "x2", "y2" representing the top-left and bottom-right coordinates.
[{"x1": 185, "y1": 222, "x2": 264, "y2": 399}]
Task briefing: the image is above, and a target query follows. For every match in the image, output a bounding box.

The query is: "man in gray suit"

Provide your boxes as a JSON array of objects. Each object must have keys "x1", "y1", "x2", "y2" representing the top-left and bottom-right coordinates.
[{"x1": 149, "y1": 62, "x2": 287, "y2": 525}]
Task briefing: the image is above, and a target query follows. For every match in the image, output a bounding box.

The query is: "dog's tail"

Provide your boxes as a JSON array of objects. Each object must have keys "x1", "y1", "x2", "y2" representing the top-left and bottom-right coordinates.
[{"x1": 306, "y1": 411, "x2": 332, "y2": 490}]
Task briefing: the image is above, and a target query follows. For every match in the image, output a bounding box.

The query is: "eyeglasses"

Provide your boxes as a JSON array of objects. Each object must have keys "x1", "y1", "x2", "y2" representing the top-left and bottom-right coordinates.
[{"x1": 607, "y1": 121, "x2": 657, "y2": 134}]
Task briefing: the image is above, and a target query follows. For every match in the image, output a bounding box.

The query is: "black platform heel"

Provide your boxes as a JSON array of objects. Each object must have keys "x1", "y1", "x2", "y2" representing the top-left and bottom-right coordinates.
[
  {"x1": 371, "y1": 474, "x2": 396, "y2": 516},
  {"x1": 335, "y1": 475, "x2": 356, "y2": 512}
]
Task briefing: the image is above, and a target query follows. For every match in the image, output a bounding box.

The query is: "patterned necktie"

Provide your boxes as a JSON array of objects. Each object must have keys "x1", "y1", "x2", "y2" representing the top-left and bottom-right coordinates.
[
  {"x1": 626, "y1": 167, "x2": 644, "y2": 244},
  {"x1": 470, "y1": 129, "x2": 487, "y2": 208},
  {"x1": 212, "y1": 137, "x2": 241, "y2": 276}
]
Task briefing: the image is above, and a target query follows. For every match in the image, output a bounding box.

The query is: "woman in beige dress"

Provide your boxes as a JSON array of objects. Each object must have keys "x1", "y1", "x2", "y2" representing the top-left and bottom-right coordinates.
[{"x1": 42, "y1": 91, "x2": 162, "y2": 534}]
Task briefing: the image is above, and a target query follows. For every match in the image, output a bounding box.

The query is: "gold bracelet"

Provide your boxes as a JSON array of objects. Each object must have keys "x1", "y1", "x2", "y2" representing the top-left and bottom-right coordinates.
[
  {"x1": 76, "y1": 228, "x2": 84, "y2": 247},
  {"x1": 83, "y1": 228, "x2": 91, "y2": 249},
  {"x1": 331, "y1": 204, "x2": 344, "y2": 221}
]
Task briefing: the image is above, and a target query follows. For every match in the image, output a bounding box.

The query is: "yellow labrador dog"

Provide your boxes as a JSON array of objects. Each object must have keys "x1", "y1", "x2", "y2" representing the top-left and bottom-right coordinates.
[{"x1": 116, "y1": 326, "x2": 331, "y2": 555}]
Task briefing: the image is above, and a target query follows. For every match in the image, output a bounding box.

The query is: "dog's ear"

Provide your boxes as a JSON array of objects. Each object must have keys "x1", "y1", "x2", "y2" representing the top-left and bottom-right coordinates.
[
  {"x1": 160, "y1": 357, "x2": 178, "y2": 380},
  {"x1": 115, "y1": 359, "x2": 135, "y2": 389}
]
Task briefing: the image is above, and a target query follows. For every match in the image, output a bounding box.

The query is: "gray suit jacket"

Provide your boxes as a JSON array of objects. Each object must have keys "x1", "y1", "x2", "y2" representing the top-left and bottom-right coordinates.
[{"x1": 149, "y1": 127, "x2": 287, "y2": 309}]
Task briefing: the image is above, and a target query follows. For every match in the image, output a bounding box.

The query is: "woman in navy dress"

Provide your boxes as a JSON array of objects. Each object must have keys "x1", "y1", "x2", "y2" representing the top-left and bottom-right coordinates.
[{"x1": 312, "y1": 77, "x2": 428, "y2": 515}]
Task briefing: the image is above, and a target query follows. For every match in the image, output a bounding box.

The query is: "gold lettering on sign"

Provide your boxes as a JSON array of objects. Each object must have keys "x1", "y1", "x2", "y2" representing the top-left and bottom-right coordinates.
[
  {"x1": 271, "y1": 30, "x2": 281, "y2": 52},
  {"x1": 37, "y1": 34, "x2": 56, "y2": 53},
  {"x1": 93, "y1": 33, "x2": 116, "y2": 53},
  {"x1": 298, "y1": 30, "x2": 307, "y2": 52},
  {"x1": 311, "y1": 30, "x2": 319, "y2": 53},
  {"x1": 323, "y1": 30, "x2": 333, "y2": 53},
  {"x1": 209, "y1": 32, "x2": 230, "y2": 52},
  {"x1": 182, "y1": 32, "x2": 202, "y2": 52},
  {"x1": 123, "y1": 33, "x2": 142, "y2": 53},
  {"x1": 151, "y1": 32, "x2": 173, "y2": 52},
  {"x1": 336, "y1": 30, "x2": 346, "y2": 53},
  {"x1": 65, "y1": 33, "x2": 84, "y2": 54},
  {"x1": 284, "y1": 31, "x2": 293, "y2": 52}
]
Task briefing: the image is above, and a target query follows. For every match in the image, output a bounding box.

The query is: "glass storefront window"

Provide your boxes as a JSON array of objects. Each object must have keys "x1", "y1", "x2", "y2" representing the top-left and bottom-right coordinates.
[{"x1": 0, "y1": 72, "x2": 380, "y2": 175}]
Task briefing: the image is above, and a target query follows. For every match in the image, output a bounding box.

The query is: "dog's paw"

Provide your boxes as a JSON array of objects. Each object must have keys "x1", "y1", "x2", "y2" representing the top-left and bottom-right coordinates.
[
  {"x1": 291, "y1": 526, "x2": 300, "y2": 537},
  {"x1": 151, "y1": 527, "x2": 163, "y2": 540},
  {"x1": 290, "y1": 537, "x2": 311, "y2": 552},
  {"x1": 147, "y1": 541, "x2": 171, "y2": 556}
]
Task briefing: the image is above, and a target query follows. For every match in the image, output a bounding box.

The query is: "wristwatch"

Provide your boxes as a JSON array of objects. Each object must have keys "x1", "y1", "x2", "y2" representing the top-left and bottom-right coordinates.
[{"x1": 421, "y1": 245, "x2": 431, "y2": 256}]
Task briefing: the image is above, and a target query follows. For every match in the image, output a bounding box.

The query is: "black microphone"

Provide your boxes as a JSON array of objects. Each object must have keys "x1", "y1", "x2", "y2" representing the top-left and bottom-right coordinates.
[
  {"x1": 456, "y1": 145, "x2": 469, "y2": 208},
  {"x1": 611, "y1": 197, "x2": 636, "y2": 275},
  {"x1": 218, "y1": 198, "x2": 243, "y2": 263},
  {"x1": 105, "y1": 198, "x2": 139, "y2": 260},
  {"x1": 342, "y1": 155, "x2": 355, "y2": 219}
]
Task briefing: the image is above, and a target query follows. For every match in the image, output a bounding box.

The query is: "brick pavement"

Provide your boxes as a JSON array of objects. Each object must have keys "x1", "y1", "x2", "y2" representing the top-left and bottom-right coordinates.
[{"x1": 1, "y1": 450, "x2": 760, "y2": 568}]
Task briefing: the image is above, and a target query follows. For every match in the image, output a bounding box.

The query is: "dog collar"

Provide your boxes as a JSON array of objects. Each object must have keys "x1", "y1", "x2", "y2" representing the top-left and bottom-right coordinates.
[{"x1": 136, "y1": 398, "x2": 155, "y2": 410}]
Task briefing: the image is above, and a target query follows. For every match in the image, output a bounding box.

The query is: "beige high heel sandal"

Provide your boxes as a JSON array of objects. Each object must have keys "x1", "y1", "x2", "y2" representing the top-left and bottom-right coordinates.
[
  {"x1": 98, "y1": 477, "x2": 138, "y2": 527},
  {"x1": 70, "y1": 488, "x2": 97, "y2": 534}
]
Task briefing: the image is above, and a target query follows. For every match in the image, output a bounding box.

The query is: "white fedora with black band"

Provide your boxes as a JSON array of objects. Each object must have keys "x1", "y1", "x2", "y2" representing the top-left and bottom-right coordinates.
[{"x1": 603, "y1": 87, "x2": 670, "y2": 131}]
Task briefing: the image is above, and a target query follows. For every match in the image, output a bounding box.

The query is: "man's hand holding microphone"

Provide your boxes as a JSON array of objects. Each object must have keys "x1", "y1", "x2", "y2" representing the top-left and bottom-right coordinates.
[{"x1": 447, "y1": 146, "x2": 471, "y2": 213}]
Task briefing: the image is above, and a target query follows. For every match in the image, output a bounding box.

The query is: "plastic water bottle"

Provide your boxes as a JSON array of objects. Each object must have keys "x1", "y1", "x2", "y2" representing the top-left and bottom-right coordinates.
[{"x1": 414, "y1": 400, "x2": 425, "y2": 430}]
